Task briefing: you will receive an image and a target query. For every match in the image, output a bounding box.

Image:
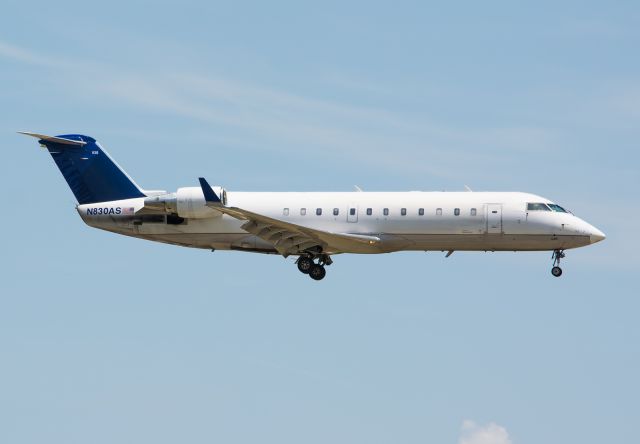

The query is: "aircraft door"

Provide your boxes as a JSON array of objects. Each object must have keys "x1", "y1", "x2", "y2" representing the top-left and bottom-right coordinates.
[
  {"x1": 486, "y1": 204, "x2": 502, "y2": 234},
  {"x1": 347, "y1": 204, "x2": 358, "y2": 223}
]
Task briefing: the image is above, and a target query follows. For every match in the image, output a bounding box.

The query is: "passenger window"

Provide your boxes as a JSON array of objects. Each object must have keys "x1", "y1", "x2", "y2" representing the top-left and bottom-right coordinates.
[
  {"x1": 418, "y1": 208, "x2": 424, "y2": 216},
  {"x1": 436, "y1": 208, "x2": 442, "y2": 216},
  {"x1": 300, "y1": 208, "x2": 306, "y2": 216},
  {"x1": 316, "y1": 208, "x2": 322, "y2": 216},
  {"x1": 366, "y1": 208, "x2": 372, "y2": 216},
  {"x1": 283, "y1": 208, "x2": 289, "y2": 216},
  {"x1": 527, "y1": 203, "x2": 551, "y2": 211},
  {"x1": 383, "y1": 208, "x2": 389, "y2": 216},
  {"x1": 333, "y1": 208, "x2": 339, "y2": 216},
  {"x1": 401, "y1": 208, "x2": 407, "y2": 216},
  {"x1": 454, "y1": 208, "x2": 460, "y2": 216},
  {"x1": 470, "y1": 208, "x2": 477, "y2": 216},
  {"x1": 349, "y1": 208, "x2": 356, "y2": 216}
]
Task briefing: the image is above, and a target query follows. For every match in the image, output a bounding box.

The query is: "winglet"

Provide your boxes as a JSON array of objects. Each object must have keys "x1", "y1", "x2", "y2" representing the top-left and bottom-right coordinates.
[
  {"x1": 198, "y1": 177, "x2": 221, "y2": 204},
  {"x1": 18, "y1": 131, "x2": 87, "y2": 146}
]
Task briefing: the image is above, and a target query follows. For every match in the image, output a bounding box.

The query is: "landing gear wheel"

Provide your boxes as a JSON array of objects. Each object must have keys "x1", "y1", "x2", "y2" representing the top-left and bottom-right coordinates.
[
  {"x1": 551, "y1": 249, "x2": 566, "y2": 278},
  {"x1": 308, "y1": 264, "x2": 326, "y2": 281},
  {"x1": 297, "y1": 256, "x2": 314, "y2": 274}
]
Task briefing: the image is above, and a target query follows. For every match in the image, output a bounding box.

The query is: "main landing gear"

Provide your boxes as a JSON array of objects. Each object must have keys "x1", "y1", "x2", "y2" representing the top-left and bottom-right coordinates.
[
  {"x1": 551, "y1": 249, "x2": 565, "y2": 277},
  {"x1": 296, "y1": 253, "x2": 332, "y2": 281}
]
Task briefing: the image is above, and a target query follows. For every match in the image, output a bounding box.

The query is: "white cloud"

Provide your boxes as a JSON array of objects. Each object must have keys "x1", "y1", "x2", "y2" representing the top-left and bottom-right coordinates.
[
  {"x1": 0, "y1": 40, "x2": 63, "y2": 68},
  {"x1": 458, "y1": 420, "x2": 512, "y2": 444},
  {"x1": 0, "y1": 39, "x2": 562, "y2": 180}
]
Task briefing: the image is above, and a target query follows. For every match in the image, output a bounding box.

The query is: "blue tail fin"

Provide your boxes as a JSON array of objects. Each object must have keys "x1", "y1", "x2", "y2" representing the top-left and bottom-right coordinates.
[{"x1": 22, "y1": 132, "x2": 146, "y2": 204}]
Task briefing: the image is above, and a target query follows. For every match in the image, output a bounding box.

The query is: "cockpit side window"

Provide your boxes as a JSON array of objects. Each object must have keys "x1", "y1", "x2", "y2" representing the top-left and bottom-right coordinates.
[
  {"x1": 548, "y1": 204, "x2": 568, "y2": 213},
  {"x1": 527, "y1": 203, "x2": 551, "y2": 211}
]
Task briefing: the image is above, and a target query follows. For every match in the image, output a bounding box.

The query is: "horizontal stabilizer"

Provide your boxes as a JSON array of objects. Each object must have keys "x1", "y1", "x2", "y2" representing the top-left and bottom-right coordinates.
[{"x1": 18, "y1": 131, "x2": 87, "y2": 146}]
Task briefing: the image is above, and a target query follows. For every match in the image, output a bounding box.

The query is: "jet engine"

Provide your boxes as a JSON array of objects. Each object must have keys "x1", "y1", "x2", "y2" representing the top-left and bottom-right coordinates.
[{"x1": 143, "y1": 186, "x2": 227, "y2": 219}]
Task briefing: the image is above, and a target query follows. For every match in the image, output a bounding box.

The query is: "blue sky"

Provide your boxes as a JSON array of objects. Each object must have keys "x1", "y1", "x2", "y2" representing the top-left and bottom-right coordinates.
[{"x1": 1, "y1": 1, "x2": 638, "y2": 443}]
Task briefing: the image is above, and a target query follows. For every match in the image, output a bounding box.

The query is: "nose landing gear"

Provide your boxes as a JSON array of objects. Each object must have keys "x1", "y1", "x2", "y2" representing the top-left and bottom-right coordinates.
[
  {"x1": 295, "y1": 253, "x2": 332, "y2": 280},
  {"x1": 551, "y1": 249, "x2": 565, "y2": 277}
]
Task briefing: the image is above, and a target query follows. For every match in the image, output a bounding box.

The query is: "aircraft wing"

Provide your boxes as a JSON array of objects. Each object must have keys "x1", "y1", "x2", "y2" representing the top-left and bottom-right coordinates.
[{"x1": 199, "y1": 178, "x2": 380, "y2": 256}]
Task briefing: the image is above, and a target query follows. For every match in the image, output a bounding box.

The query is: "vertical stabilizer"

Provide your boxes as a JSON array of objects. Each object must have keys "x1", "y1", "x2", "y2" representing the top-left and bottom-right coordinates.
[{"x1": 20, "y1": 132, "x2": 146, "y2": 204}]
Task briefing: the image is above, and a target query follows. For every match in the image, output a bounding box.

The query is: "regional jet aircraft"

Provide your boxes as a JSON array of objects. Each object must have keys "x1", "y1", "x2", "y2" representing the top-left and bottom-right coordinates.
[{"x1": 21, "y1": 132, "x2": 605, "y2": 280}]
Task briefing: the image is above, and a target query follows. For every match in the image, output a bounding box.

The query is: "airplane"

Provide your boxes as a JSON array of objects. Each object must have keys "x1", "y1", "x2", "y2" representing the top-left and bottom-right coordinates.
[{"x1": 20, "y1": 131, "x2": 606, "y2": 280}]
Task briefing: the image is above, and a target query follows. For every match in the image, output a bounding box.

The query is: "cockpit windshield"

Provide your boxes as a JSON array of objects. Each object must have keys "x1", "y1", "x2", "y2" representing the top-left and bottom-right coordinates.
[
  {"x1": 527, "y1": 202, "x2": 570, "y2": 213},
  {"x1": 548, "y1": 204, "x2": 569, "y2": 213},
  {"x1": 527, "y1": 203, "x2": 551, "y2": 211}
]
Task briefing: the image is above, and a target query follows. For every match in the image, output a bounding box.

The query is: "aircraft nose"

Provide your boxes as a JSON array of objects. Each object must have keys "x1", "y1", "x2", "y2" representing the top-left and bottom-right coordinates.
[{"x1": 589, "y1": 226, "x2": 606, "y2": 244}]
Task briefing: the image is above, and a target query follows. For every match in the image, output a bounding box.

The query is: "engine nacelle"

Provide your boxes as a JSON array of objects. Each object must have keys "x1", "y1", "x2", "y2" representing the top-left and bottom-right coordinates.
[
  {"x1": 176, "y1": 186, "x2": 225, "y2": 219},
  {"x1": 143, "y1": 186, "x2": 226, "y2": 219}
]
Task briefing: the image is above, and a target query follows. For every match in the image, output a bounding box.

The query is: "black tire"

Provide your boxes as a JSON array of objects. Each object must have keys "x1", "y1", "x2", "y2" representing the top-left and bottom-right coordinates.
[
  {"x1": 297, "y1": 257, "x2": 314, "y2": 274},
  {"x1": 551, "y1": 266, "x2": 563, "y2": 277},
  {"x1": 309, "y1": 264, "x2": 326, "y2": 281}
]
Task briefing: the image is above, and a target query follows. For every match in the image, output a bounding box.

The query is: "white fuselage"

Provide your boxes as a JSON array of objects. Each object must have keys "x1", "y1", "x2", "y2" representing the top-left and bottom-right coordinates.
[{"x1": 77, "y1": 190, "x2": 604, "y2": 255}]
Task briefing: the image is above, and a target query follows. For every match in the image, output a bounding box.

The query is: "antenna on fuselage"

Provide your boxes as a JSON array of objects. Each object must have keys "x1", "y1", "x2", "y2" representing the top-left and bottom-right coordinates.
[{"x1": 464, "y1": 185, "x2": 473, "y2": 192}]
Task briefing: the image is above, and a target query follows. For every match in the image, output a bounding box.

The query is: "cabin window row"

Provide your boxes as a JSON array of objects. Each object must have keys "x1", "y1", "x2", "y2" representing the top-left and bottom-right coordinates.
[
  {"x1": 282, "y1": 208, "x2": 337, "y2": 216},
  {"x1": 283, "y1": 207, "x2": 478, "y2": 216}
]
